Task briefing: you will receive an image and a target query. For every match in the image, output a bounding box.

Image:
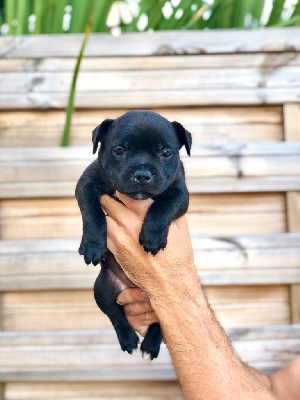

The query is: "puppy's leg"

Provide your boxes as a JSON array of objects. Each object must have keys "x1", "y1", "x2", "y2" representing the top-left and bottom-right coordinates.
[
  {"x1": 139, "y1": 174, "x2": 189, "y2": 255},
  {"x1": 94, "y1": 260, "x2": 139, "y2": 354},
  {"x1": 75, "y1": 161, "x2": 112, "y2": 266},
  {"x1": 140, "y1": 323, "x2": 162, "y2": 360}
]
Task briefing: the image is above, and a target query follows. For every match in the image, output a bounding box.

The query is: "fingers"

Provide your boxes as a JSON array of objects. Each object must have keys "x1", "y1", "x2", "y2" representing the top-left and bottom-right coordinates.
[
  {"x1": 116, "y1": 288, "x2": 158, "y2": 337},
  {"x1": 117, "y1": 288, "x2": 149, "y2": 305},
  {"x1": 100, "y1": 195, "x2": 138, "y2": 229},
  {"x1": 123, "y1": 300, "x2": 153, "y2": 316},
  {"x1": 115, "y1": 192, "x2": 153, "y2": 217},
  {"x1": 127, "y1": 312, "x2": 159, "y2": 337}
]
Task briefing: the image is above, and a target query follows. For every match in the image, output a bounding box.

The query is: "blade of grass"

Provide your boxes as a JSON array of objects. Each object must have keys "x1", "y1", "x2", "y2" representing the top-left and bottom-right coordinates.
[
  {"x1": 61, "y1": 1, "x2": 96, "y2": 146},
  {"x1": 41, "y1": 0, "x2": 56, "y2": 34},
  {"x1": 290, "y1": 0, "x2": 300, "y2": 25},
  {"x1": 159, "y1": 0, "x2": 195, "y2": 30},
  {"x1": 22, "y1": 0, "x2": 31, "y2": 34},
  {"x1": 185, "y1": 3, "x2": 209, "y2": 29},
  {"x1": 271, "y1": 13, "x2": 300, "y2": 27},
  {"x1": 16, "y1": 0, "x2": 26, "y2": 34},
  {"x1": 266, "y1": 0, "x2": 285, "y2": 26},
  {"x1": 5, "y1": 0, "x2": 16, "y2": 35},
  {"x1": 33, "y1": 0, "x2": 43, "y2": 33},
  {"x1": 231, "y1": 0, "x2": 251, "y2": 28},
  {"x1": 69, "y1": 0, "x2": 94, "y2": 33},
  {"x1": 92, "y1": 0, "x2": 114, "y2": 32},
  {"x1": 205, "y1": 0, "x2": 233, "y2": 29},
  {"x1": 251, "y1": 0, "x2": 265, "y2": 26},
  {"x1": 52, "y1": 0, "x2": 67, "y2": 34}
]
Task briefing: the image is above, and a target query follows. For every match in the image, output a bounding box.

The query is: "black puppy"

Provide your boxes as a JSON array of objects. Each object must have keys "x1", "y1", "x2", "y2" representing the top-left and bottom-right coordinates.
[{"x1": 75, "y1": 110, "x2": 192, "y2": 360}]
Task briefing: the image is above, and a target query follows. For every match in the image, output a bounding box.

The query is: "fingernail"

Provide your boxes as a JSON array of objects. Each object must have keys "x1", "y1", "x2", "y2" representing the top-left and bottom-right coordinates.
[{"x1": 141, "y1": 291, "x2": 149, "y2": 299}]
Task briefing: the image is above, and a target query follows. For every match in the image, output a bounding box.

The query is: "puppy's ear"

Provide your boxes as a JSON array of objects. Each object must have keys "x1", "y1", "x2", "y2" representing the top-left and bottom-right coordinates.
[
  {"x1": 92, "y1": 119, "x2": 114, "y2": 154},
  {"x1": 171, "y1": 121, "x2": 192, "y2": 156}
]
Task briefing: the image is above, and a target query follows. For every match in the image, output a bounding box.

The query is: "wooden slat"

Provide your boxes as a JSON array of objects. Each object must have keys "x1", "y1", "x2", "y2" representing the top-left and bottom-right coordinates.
[
  {"x1": 1, "y1": 177, "x2": 298, "y2": 198},
  {"x1": 283, "y1": 103, "x2": 300, "y2": 141},
  {"x1": 0, "y1": 88, "x2": 299, "y2": 108},
  {"x1": 0, "y1": 294, "x2": 2, "y2": 331},
  {"x1": 0, "y1": 193, "x2": 285, "y2": 239},
  {"x1": 1, "y1": 67, "x2": 300, "y2": 93},
  {"x1": 284, "y1": 103, "x2": 300, "y2": 324},
  {"x1": 1, "y1": 53, "x2": 300, "y2": 73},
  {"x1": 0, "y1": 233, "x2": 299, "y2": 290},
  {"x1": 0, "y1": 144, "x2": 299, "y2": 198},
  {"x1": 0, "y1": 107, "x2": 283, "y2": 148},
  {"x1": 287, "y1": 192, "x2": 300, "y2": 233},
  {"x1": 0, "y1": 325, "x2": 299, "y2": 382},
  {"x1": 291, "y1": 285, "x2": 300, "y2": 323},
  {"x1": 1, "y1": 29, "x2": 299, "y2": 58},
  {"x1": 2, "y1": 286, "x2": 290, "y2": 332},
  {"x1": 5, "y1": 381, "x2": 183, "y2": 400}
]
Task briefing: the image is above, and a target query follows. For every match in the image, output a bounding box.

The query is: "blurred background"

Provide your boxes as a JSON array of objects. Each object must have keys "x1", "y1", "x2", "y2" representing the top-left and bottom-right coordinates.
[{"x1": 0, "y1": 1, "x2": 300, "y2": 399}]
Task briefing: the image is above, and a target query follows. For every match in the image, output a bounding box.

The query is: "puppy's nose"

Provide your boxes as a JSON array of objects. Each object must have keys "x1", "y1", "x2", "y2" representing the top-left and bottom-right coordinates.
[{"x1": 133, "y1": 170, "x2": 153, "y2": 185}]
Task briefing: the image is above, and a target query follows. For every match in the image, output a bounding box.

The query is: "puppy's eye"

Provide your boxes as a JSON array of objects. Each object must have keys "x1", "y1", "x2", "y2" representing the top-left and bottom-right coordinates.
[
  {"x1": 113, "y1": 147, "x2": 125, "y2": 157},
  {"x1": 161, "y1": 149, "x2": 172, "y2": 158}
]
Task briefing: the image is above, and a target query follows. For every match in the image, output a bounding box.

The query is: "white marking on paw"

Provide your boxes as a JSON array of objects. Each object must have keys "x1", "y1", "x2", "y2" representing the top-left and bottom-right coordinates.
[{"x1": 142, "y1": 351, "x2": 152, "y2": 360}]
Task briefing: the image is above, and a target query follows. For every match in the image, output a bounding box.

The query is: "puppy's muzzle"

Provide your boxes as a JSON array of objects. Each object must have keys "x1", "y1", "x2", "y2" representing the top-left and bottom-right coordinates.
[{"x1": 133, "y1": 170, "x2": 153, "y2": 186}]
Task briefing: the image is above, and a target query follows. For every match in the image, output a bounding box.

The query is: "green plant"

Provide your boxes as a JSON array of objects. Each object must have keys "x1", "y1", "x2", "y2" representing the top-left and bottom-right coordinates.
[{"x1": 1, "y1": 0, "x2": 300, "y2": 35}]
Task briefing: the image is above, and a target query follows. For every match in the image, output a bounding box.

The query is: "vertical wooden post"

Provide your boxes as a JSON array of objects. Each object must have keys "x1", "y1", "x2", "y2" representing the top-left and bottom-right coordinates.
[
  {"x1": 283, "y1": 104, "x2": 300, "y2": 323},
  {"x1": 0, "y1": 384, "x2": 4, "y2": 400},
  {"x1": 0, "y1": 293, "x2": 3, "y2": 332}
]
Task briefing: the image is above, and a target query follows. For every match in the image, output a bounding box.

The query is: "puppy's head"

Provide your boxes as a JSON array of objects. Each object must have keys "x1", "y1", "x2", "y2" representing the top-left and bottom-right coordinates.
[{"x1": 92, "y1": 110, "x2": 192, "y2": 200}]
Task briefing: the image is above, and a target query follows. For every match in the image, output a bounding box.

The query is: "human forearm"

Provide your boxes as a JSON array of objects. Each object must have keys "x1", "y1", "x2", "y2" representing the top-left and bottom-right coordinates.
[
  {"x1": 101, "y1": 194, "x2": 276, "y2": 399},
  {"x1": 150, "y1": 276, "x2": 275, "y2": 400}
]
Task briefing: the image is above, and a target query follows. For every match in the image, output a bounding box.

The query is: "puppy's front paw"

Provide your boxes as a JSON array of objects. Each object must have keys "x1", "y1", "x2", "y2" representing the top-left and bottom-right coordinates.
[
  {"x1": 139, "y1": 224, "x2": 168, "y2": 255},
  {"x1": 79, "y1": 233, "x2": 107, "y2": 266}
]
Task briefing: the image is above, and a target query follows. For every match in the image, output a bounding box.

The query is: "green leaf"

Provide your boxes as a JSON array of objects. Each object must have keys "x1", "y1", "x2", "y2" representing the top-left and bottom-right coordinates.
[
  {"x1": 266, "y1": 0, "x2": 285, "y2": 26},
  {"x1": 92, "y1": 0, "x2": 114, "y2": 32},
  {"x1": 5, "y1": 0, "x2": 16, "y2": 35},
  {"x1": 61, "y1": 0, "x2": 96, "y2": 146},
  {"x1": 52, "y1": 0, "x2": 68, "y2": 34},
  {"x1": 69, "y1": 0, "x2": 94, "y2": 33},
  {"x1": 231, "y1": 0, "x2": 251, "y2": 28}
]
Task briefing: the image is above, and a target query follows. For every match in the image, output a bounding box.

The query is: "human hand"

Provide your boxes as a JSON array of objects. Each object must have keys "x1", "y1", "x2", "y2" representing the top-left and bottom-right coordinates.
[
  {"x1": 116, "y1": 288, "x2": 159, "y2": 337},
  {"x1": 100, "y1": 192, "x2": 197, "y2": 300}
]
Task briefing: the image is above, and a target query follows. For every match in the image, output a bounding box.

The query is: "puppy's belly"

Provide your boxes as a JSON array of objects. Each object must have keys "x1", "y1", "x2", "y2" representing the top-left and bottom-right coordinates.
[{"x1": 106, "y1": 251, "x2": 137, "y2": 292}]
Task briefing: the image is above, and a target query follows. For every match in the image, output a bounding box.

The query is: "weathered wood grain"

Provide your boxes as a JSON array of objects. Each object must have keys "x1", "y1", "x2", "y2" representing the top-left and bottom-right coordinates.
[
  {"x1": 0, "y1": 144, "x2": 299, "y2": 197},
  {"x1": 1, "y1": 29, "x2": 299, "y2": 58},
  {"x1": 0, "y1": 88, "x2": 299, "y2": 108},
  {"x1": 284, "y1": 103, "x2": 300, "y2": 141},
  {"x1": 2, "y1": 286, "x2": 289, "y2": 332},
  {"x1": 1, "y1": 67, "x2": 300, "y2": 93},
  {"x1": 5, "y1": 381, "x2": 183, "y2": 400},
  {"x1": 0, "y1": 233, "x2": 299, "y2": 289},
  {"x1": 284, "y1": 103, "x2": 300, "y2": 324},
  {"x1": 0, "y1": 325, "x2": 299, "y2": 382},
  {"x1": 0, "y1": 193, "x2": 285, "y2": 239},
  {"x1": 0, "y1": 107, "x2": 283, "y2": 147},
  {"x1": 1, "y1": 53, "x2": 299, "y2": 73}
]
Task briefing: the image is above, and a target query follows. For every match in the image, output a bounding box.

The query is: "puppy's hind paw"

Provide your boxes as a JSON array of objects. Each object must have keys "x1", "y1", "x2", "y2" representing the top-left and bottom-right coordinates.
[
  {"x1": 140, "y1": 322, "x2": 162, "y2": 360},
  {"x1": 119, "y1": 331, "x2": 139, "y2": 354}
]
